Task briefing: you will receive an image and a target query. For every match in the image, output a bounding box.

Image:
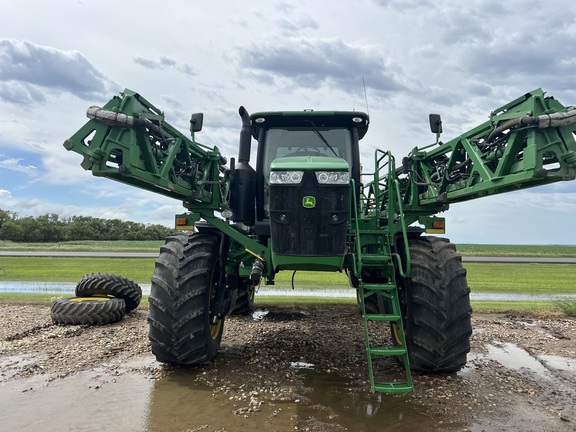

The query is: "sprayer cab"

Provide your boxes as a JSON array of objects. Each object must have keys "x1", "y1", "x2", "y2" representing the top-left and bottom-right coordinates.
[{"x1": 228, "y1": 109, "x2": 370, "y2": 229}]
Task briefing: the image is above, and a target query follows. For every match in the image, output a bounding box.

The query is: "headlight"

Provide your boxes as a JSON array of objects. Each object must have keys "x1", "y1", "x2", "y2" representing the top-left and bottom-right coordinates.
[
  {"x1": 315, "y1": 171, "x2": 350, "y2": 184},
  {"x1": 270, "y1": 171, "x2": 304, "y2": 184}
]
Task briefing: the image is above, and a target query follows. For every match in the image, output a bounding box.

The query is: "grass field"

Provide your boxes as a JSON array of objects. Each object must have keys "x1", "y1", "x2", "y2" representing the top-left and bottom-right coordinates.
[
  {"x1": 2, "y1": 240, "x2": 576, "y2": 257},
  {"x1": 1, "y1": 241, "x2": 575, "y2": 315}
]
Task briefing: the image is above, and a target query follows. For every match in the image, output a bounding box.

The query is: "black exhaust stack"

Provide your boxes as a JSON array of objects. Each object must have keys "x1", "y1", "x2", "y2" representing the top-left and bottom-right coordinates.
[{"x1": 229, "y1": 106, "x2": 256, "y2": 224}]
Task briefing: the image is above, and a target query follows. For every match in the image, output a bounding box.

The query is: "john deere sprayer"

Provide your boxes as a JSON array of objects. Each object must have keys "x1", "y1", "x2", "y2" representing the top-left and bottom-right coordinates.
[{"x1": 64, "y1": 88, "x2": 576, "y2": 393}]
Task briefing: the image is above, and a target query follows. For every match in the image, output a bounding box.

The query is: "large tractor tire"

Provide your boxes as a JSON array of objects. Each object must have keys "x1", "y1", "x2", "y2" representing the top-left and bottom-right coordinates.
[
  {"x1": 51, "y1": 297, "x2": 126, "y2": 325},
  {"x1": 148, "y1": 232, "x2": 225, "y2": 365},
  {"x1": 399, "y1": 236, "x2": 472, "y2": 373},
  {"x1": 75, "y1": 273, "x2": 142, "y2": 313},
  {"x1": 232, "y1": 278, "x2": 255, "y2": 315}
]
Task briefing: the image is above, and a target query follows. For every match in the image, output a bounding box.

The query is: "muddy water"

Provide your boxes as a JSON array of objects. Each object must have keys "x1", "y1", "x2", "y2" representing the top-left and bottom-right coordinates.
[
  {"x1": 0, "y1": 362, "x2": 466, "y2": 432},
  {"x1": 1, "y1": 346, "x2": 575, "y2": 431}
]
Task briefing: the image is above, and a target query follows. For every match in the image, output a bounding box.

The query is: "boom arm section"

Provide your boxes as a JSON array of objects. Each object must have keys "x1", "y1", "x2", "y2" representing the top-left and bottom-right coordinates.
[
  {"x1": 401, "y1": 89, "x2": 576, "y2": 212},
  {"x1": 63, "y1": 89, "x2": 229, "y2": 210}
]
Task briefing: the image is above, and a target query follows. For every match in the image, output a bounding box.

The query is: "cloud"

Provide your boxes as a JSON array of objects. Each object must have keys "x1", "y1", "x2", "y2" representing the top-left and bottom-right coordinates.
[
  {"x1": 0, "y1": 155, "x2": 37, "y2": 174},
  {"x1": 133, "y1": 55, "x2": 198, "y2": 77},
  {"x1": 239, "y1": 37, "x2": 407, "y2": 95},
  {"x1": 0, "y1": 39, "x2": 119, "y2": 104},
  {"x1": 0, "y1": 189, "x2": 11, "y2": 199},
  {"x1": 0, "y1": 81, "x2": 46, "y2": 104}
]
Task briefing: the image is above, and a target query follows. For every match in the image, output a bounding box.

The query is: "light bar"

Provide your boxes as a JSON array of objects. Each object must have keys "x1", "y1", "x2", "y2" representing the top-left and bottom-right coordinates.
[
  {"x1": 315, "y1": 171, "x2": 350, "y2": 184},
  {"x1": 270, "y1": 171, "x2": 304, "y2": 184}
]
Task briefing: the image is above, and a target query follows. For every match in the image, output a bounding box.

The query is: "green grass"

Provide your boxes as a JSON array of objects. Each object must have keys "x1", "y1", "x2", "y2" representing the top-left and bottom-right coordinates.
[
  {"x1": 456, "y1": 244, "x2": 576, "y2": 257},
  {"x1": 554, "y1": 300, "x2": 576, "y2": 317},
  {"x1": 0, "y1": 257, "x2": 155, "y2": 283},
  {"x1": 2, "y1": 240, "x2": 576, "y2": 257},
  {"x1": 465, "y1": 263, "x2": 576, "y2": 294},
  {"x1": 469, "y1": 300, "x2": 561, "y2": 315},
  {"x1": 0, "y1": 240, "x2": 164, "y2": 252}
]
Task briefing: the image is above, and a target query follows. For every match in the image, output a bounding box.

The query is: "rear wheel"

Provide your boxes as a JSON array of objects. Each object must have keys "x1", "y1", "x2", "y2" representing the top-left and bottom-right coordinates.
[
  {"x1": 148, "y1": 232, "x2": 224, "y2": 365},
  {"x1": 399, "y1": 236, "x2": 472, "y2": 372},
  {"x1": 75, "y1": 273, "x2": 142, "y2": 313},
  {"x1": 51, "y1": 297, "x2": 126, "y2": 325}
]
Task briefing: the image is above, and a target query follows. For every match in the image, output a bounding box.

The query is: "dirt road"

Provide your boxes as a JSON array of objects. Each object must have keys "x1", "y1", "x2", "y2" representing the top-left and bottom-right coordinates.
[{"x1": 0, "y1": 303, "x2": 575, "y2": 431}]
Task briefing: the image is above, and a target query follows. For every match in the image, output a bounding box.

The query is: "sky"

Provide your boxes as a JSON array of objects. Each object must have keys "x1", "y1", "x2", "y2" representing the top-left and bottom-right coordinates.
[{"x1": 1, "y1": 0, "x2": 576, "y2": 244}]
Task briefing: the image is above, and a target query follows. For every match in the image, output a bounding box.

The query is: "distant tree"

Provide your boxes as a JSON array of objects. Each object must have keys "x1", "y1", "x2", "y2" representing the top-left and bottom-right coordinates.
[
  {"x1": 0, "y1": 219, "x2": 25, "y2": 241},
  {"x1": 0, "y1": 208, "x2": 172, "y2": 242}
]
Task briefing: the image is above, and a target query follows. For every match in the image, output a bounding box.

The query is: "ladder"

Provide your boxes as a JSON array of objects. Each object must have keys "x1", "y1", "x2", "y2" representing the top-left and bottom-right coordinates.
[
  {"x1": 357, "y1": 230, "x2": 413, "y2": 394},
  {"x1": 351, "y1": 149, "x2": 413, "y2": 393}
]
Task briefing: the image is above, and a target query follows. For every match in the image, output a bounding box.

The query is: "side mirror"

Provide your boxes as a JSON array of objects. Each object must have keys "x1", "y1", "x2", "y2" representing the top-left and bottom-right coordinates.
[
  {"x1": 429, "y1": 113, "x2": 442, "y2": 134},
  {"x1": 190, "y1": 113, "x2": 204, "y2": 133}
]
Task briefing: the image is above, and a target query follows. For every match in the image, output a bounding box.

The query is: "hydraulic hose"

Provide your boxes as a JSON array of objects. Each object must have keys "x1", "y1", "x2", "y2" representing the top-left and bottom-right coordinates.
[{"x1": 487, "y1": 107, "x2": 576, "y2": 142}]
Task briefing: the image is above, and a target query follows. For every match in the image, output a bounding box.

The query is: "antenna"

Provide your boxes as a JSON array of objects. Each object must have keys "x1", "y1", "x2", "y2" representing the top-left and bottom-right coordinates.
[{"x1": 362, "y1": 75, "x2": 370, "y2": 116}]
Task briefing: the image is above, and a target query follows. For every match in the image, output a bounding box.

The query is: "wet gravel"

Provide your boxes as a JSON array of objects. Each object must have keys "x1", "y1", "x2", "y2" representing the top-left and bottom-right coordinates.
[{"x1": 0, "y1": 303, "x2": 575, "y2": 431}]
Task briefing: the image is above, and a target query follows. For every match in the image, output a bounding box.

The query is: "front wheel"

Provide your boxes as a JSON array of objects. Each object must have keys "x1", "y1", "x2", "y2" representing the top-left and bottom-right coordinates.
[
  {"x1": 399, "y1": 236, "x2": 472, "y2": 373},
  {"x1": 148, "y1": 232, "x2": 224, "y2": 365}
]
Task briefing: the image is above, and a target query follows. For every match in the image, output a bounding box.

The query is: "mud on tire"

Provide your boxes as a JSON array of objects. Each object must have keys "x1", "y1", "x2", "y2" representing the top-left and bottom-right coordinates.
[
  {"x1": 51, "y1": 297, "x2": 126, "y2": 325},
  {"x1": 148, "y1": 232, "x2": 224, "y2": 365},
  {"x1": 75, "y1": 273, "x2": 142, "y2": 313},
  {"x1": 400, "y1": 236, "x2": 472, "y2": 373}
]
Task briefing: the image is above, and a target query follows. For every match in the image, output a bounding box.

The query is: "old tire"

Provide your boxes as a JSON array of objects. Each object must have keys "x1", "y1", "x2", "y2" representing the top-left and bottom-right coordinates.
[
  {"x1": 51, "y1": 297, "x2": 126, "y2": 325},
  {"x1": 75, "y1": 273, "x2": 142, "y2": 313},
  {"x1": 232, "y1": 278, "x2": 255, "y2": 315},
  {"x1": 148, "y1": 232, "x2": 224, "y2": 365},
  {"x1": 400, "y1": 236, "x2": 472, "y2": 373}
]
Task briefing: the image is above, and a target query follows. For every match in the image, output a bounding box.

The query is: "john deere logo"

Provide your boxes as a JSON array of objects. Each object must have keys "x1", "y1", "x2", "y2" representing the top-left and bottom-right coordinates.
[{"x1": 303, "y1": 196, "x2": 316, "y2": 208}]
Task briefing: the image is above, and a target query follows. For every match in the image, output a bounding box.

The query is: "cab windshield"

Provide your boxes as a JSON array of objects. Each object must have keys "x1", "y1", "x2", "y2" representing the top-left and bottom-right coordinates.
[
  {"x1": 263, "y1": 127, "x2": 352, "y2": 178},
  {"x1": 261, "y1": 127, "x2": 353, "y2": 215}
]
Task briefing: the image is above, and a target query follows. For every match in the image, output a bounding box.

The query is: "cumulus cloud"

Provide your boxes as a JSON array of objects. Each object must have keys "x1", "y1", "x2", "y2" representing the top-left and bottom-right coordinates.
[
  {"x1": 0, "y1": 39, "x2": 119, "y2": 104},
  {"x1": 239, "y1": 37, "x2": 407, "y2": 95},
  {"x1": 133, "y1": 55, "x2": 198, "y2": 77},
  {"x1": 0, "y1": 189, "x2": 11, "y2": 199}
]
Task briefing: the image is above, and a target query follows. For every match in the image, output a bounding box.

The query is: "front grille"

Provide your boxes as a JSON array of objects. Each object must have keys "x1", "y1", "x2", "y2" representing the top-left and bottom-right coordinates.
[{"x1": 269, "y1": 171, "x2": 349, "y2": 256}]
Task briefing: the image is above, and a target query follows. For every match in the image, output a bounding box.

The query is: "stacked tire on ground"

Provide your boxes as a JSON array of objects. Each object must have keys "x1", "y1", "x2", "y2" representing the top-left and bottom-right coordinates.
[{"x1": 50, "y1": 273, "x2": 142, "y2": 325}]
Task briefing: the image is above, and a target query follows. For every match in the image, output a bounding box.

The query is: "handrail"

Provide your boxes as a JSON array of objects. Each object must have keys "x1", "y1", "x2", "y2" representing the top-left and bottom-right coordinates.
[
  {"x1": 379, "y1": 150, "x2": 411, "y2": 278},
  {"x1": 349, "y1": 178, "x2": 363, "y2": 279},
  {"x1": 391, "y1": 177, "x2": 410, "y2": 278}
]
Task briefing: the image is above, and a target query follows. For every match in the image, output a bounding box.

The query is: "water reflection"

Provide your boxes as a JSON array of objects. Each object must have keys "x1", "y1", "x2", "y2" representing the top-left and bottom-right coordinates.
[{"x1": 2, "y1": 281, "x2": 575, "y2": 302}]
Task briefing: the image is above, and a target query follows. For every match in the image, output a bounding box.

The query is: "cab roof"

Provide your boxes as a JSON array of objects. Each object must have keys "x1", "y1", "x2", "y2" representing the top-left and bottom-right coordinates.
[{"x1": 249, "y1": 110, "x2": 370, "y2": 140}]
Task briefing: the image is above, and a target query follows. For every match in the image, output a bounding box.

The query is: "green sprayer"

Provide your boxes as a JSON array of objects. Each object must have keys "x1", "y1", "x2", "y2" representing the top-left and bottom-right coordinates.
[{"x1": 64, "y1": 88, "x2": 576, "y2": 393}]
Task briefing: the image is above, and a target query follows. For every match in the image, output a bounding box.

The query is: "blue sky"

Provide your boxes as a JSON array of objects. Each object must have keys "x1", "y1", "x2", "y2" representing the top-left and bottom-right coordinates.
[{"x1": 1, "y1": 0, "x2": 576, "y2": 244}]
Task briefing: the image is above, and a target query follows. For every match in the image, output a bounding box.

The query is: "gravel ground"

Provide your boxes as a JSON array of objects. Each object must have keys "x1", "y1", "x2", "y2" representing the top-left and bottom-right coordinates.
[{"x1": 0, "y1": 303, "x2": 575, "y2": 431}]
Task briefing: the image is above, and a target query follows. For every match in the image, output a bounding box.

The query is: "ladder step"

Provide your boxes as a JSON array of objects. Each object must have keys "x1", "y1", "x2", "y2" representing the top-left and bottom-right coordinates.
[
  {"x1": 373, "y1": 382, "x2": 413, "y2": 394},
  {"x1": 365, "y1": 313, "x2": 401, "y2": 322},
  {"x1": 370, "y1": 346, "x2": 407, "y2": 356},
  {"x1": 362, "y1": 283, "x2": 396, "y2": 291},
  {"x1": 361, "y1": 255, "x2": 391, "y2": 264}
]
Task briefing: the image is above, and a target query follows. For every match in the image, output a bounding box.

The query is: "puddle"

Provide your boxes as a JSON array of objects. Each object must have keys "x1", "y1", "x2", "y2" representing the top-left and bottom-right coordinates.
[
  {"x1": 538, "y1": 355, "x2": 576, "y2": 374},
  {"x1": 251, "y1": 309, "x2": 269, "y2": 321},
  {"x1": 0, "y1": 370, "x2": 153, "y2": 431},
  {"x1": 0, "y1": 362, "x2": 471, "y2": 431},
  {"x1": 0, "y1": 355, "x2": 37, "y2": 381},
  {"x1": 290, "y1": 361, "x2": 315, "y2": 370},
  {"x1": 482, "y1": 342, "x2": 552, "y2": 379},
  {"x1": 2, "y1": 281, "x2": 576, "y2": 302},
  {"x1": 295, "y1": 369, "x2": 465, "y2": 431}
]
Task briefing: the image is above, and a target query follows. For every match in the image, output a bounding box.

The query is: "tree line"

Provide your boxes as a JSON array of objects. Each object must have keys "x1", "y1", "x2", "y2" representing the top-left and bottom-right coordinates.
[{"x1": 0, "y1": 209, "x2": 173, "y2": 242}]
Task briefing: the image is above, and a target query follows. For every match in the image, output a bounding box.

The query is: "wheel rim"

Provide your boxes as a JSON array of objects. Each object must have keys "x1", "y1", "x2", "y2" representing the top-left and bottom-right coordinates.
[
  {"x1": 208, "y1": 260, "x2": 223, "y2": 340},
  {"x1": 70, "y1": 297, "x2": 111, "y2": 302},
  {"x1": 391, "y1": 322, "x2": 403, "y2": 345},
  {"x1": 210, "y1": 320, "x2": 223, "y2": 340}
]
